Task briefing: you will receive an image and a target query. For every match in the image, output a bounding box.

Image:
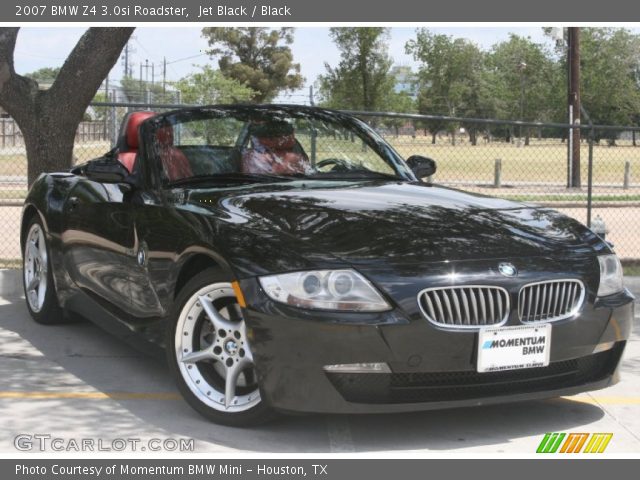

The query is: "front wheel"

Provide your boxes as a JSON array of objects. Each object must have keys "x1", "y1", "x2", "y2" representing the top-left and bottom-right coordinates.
[{"x1": 168, "y1": 269, "x2": 276, "y2": 426}]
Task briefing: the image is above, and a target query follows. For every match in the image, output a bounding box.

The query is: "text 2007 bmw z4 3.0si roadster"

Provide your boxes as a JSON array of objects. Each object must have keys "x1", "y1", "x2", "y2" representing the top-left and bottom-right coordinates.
[{"x1": 21, "y1": 105, "x2": 634, "y2": 426}]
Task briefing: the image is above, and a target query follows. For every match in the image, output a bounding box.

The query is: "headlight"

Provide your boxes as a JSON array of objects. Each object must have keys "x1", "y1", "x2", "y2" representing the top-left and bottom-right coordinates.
[
  {"x1": 259, "y1": 269, "x2": 391, "y2": 312},
  {"x1": 598, "y1": 254, "x2": 623, "y2": 297}
]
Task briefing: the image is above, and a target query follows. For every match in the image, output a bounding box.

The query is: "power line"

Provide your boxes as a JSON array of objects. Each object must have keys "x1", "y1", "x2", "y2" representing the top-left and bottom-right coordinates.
[{"x1": 166, "y1": 53, "x2": 208, "y2": 65}]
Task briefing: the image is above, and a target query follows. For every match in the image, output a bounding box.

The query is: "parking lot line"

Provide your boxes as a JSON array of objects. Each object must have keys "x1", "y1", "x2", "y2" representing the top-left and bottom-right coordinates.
[{"x1": 0, "y1": 391, "x2": 181, "y2": 400}]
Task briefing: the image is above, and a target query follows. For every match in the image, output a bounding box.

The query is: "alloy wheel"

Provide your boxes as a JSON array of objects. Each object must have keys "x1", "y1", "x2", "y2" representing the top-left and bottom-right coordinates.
[
  {"x1": 174, "y1": 283, "x2": 261, "y2": 412},
  {"x1": 24, "y1": 223, "x2": 48, "y2": 313}
]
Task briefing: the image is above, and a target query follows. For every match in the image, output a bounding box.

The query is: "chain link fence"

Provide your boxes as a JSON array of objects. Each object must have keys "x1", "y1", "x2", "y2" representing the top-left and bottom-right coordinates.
[{"x1": 1, "y1": 103, "x2": 639, "y2": 270}]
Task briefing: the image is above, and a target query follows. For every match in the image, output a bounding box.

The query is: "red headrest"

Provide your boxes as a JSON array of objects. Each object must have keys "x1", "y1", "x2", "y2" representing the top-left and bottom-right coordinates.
[
  {"x1": 125, "y1": 111, "x2": 156, "y2": 149},
  {"x1": 255, "y1": 134, "x2": 296, "y2": 151}
]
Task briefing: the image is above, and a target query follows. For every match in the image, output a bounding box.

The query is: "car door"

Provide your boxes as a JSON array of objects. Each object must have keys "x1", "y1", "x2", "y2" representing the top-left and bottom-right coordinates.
[
  {"x1": 61, "y1": 177, "x2": 136, "y2": 313},
  {"x1": 127, "y1": 193, "x2": 189, "y2": 319}
]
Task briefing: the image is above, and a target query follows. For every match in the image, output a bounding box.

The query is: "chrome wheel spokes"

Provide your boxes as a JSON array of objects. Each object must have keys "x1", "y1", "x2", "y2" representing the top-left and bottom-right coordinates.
[
  {"x1": 24, "y1": 224, "x2": 48, "y2": 313},
  {"x1": 175, "y1": 283, "x2": 260, "y2": 412}
]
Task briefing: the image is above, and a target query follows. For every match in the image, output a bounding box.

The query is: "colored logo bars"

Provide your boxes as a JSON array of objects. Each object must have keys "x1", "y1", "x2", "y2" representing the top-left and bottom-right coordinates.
[{"x1": 536, "y1": 433, "x2": 613, "y2": 453}]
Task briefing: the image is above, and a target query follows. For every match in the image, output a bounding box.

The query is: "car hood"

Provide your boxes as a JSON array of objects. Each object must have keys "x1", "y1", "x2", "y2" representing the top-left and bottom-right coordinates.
[{"x1": 186, "y1": 180, "x2": 604, "y2": 267}]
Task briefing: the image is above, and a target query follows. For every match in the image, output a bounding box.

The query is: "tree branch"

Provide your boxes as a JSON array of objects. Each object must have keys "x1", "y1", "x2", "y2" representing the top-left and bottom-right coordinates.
[
  {"x1": 45, "y1": 27, "x2": 134, "y2": 122},
  {"x1": 0, "y1": 28, "x2": 39, "y2": 124}
]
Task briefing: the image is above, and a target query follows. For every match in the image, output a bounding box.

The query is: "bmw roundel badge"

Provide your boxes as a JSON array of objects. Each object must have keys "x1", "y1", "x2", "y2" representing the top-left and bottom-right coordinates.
[{"x1": 498, "y1": 262, "x2": 517, "y2": 277}]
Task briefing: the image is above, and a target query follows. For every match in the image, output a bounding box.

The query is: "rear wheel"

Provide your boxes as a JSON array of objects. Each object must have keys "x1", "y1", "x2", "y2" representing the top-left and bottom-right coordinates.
[
  {"x1": 22, "y1": 217, "x2": 64, "y2": 325},
  {"x1": 168, "y1": 269, "x2": 276, "y2": 426}
]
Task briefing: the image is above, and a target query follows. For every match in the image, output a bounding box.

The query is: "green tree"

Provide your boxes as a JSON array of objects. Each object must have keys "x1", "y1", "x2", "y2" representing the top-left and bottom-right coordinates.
[
  {"x1": 24, "y1": 67, "x2": 60, "y2": 85},
  {"x1": 579, "y1": 28, "x2": 640, "y2": 138},
  {"x1": 202, "y1": 27, "x2": 304, "y2": 102},
  {"x1": 381, "y1": 91, "x2": 416, "y2": 137},
  {"x1": 120, "y1": 75, "x2": 180, "y2": 103},
  {"x1": 318, "y1": 27, "x2": 395, "y2": 112},
  {"x1": 406, "y1": 29, "x2": 486, "y2": 144},
  {"x1": 174, "y1": 65, "x2": 255, "y2": 105},
  {"x1": 88, "y1": 91, "x2": 109, "y2": 121},
  {"x1": 543, "y1": 27, "x2": 640, "y2": 144},
  {"x1": 485, "y1": 34, "x2": 556, "y2": 143}
]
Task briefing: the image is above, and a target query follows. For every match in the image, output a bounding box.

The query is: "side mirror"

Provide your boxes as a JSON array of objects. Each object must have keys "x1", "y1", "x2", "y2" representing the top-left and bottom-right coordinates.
[
  {"x1": 84, "y1": 157, "x2": 132, "y2": 184},
  {"x1": 406, "y1": 155, "x2": 437, "y2": 180}
]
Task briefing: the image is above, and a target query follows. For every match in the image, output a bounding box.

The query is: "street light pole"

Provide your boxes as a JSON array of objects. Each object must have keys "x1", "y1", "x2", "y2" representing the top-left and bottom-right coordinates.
[
  {"x1": 517, "y1": 61, "x2": 527, "y2": 147},
  {"x1": 568, "y1": 27, "x2": 581, "y2": 188}
]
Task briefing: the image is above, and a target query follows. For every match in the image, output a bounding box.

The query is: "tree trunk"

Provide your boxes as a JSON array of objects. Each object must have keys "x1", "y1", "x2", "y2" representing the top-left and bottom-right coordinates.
[
  {"x1": 22, "y1": 117, "x2": 78, "y2": 185},
  {"x1": 469, "y1": 129, "x2": 477, "y2": 146},
  {"x1": 0, "y1": 27, "x2": 134, "y2": 186},
  {"x1": 633, "y1": 130, "x2": 637, "y2": 147},
  {"x1": 431, "y1": 131, "x2": 437, "y2": 144}
]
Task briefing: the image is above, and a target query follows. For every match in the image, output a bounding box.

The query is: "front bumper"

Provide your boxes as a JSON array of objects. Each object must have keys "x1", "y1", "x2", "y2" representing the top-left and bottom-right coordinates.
[{"x1": 240, "y1": 277, "x2": 634, "y2": 414}]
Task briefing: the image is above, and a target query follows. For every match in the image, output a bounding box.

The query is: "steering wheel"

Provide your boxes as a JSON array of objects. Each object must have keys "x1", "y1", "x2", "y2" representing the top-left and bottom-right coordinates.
[{"x1": 316, "y1": 158, "x2": 351, "y2": 172}]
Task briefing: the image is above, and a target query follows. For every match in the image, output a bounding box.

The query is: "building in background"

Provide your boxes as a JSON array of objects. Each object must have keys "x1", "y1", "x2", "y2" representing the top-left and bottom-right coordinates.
[{"x1": 391, "y1": 65, "x2": 418, "y2": 98}]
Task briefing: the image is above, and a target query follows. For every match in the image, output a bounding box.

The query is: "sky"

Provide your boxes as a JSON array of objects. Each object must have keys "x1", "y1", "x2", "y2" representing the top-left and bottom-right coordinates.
[{"x1": 13, "y1": 27, "x2": 554, "y2": 102}]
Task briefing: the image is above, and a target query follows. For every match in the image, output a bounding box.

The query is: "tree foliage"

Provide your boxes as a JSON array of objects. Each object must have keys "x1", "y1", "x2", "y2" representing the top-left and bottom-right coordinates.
[
  {"x1": 24, "y1": 67, "x2": 61, "y2": 84},
  {"x1": 120, "y1": 75, "x2": 180, "y2": 103},
  {"x1": 578, "y1": 28, "x2": 640, "y2": 127},
  {"x1": 406, "y1": 27, "x2": 640, "y2": 144},
  {"x1": 484, "y1": 34, "x2": 556, "y2": 122},
  {"x1": 405, "y1": 29, "x2": 486, "y2": 143},
  {"x1": 202, "y1": 27, "x2": 304, "y2": 102},
  {"x1": 175, "y1": 65, "x2": 255, "y2": 104},
  {"x1": 318, "y1": 27, "x2": 395, "y2": 112}
]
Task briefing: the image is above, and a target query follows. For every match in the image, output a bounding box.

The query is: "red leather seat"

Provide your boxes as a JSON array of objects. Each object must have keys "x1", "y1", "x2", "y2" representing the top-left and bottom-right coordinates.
[
  {"x1": 241, "y1": 130, "x2": 309, "y2": 175},
  {"x1": 117, "y1": 111, "x2": 156, "y2": 173},
  {"x1": 157, "y1": 124, "x2": 193, "y2": 182}
]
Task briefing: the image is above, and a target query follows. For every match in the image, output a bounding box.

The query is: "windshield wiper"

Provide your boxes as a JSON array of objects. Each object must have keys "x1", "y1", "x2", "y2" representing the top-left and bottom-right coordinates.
[{"x1": 167, "y1": 173, "x2": 294, "y2": 187}]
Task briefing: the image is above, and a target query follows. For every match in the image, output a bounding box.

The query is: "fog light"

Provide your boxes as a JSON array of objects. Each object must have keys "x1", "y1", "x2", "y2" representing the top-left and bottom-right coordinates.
[
  {"x1": 593, "y1": 341, "x2": 616, "y2": 354},
  {"x1": 323, "y1": 362, "x2": 391, "y2": 373}
]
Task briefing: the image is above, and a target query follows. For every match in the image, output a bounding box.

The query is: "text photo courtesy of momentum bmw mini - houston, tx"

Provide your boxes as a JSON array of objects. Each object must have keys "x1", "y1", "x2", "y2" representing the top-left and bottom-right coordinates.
[{"x1": 0, "y1": 1, "x2": 640, "y2": 471}]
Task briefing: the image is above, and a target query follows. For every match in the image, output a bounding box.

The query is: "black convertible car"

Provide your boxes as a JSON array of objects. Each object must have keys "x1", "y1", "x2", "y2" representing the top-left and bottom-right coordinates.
[{"x1": 22, "y1": 105, "x2": 633, "y2": 426}]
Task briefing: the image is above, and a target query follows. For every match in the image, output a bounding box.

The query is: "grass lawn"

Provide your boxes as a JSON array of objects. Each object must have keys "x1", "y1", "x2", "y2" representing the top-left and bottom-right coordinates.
[
  {"x1": 1, "y1": 136, "x2": 639, "y2": 188},
  {"x1": 385, "y1": 136, "x2": 640, "y2": 186},
  {"x1": 0, "y1": 143, "x2": 109, "y2": 177}
]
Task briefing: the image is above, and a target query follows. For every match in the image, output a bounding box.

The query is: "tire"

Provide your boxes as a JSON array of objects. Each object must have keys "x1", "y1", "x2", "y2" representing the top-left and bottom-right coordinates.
[
  {"x1": 22, "y1": 216, "x2": 65, "y2": 325},
  {"x1": 167, "y1": 268, "x2": 277, "y2": 426}
]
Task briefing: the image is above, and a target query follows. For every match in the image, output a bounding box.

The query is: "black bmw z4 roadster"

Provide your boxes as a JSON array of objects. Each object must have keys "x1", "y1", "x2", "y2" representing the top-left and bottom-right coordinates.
[{"x1": 21, "y1": 105, "x2": 634, "y2": 426}]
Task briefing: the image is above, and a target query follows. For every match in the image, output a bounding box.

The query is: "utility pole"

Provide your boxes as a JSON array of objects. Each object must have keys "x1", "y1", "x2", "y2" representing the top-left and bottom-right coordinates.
[
  {"x1": 163, "y1": 57, "x2": 167, "y2": 95},
  {"x1": 517, "y1": 61, "x2": 527, "y2": 147},
  {"x1": 121, "y1": 38, "x2": 136, "y2": 77},
  {"x1": 123, "y1": 42, "x2": 129, "y2": 77},
  {"x1": 568, "y1": 27, "x2": 581, "y2": 188},
  {"x1": 103, "y1": 75, "x2": 109, "y2": 141},
  {"x1": 309, "y1": 85, "x2": 315, "y2": 106}
]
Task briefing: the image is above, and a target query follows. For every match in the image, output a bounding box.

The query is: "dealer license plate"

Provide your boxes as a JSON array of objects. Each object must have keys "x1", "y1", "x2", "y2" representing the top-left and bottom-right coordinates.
[{"x1": 477, "y1": 324, "x2": 552, "y2": 373}]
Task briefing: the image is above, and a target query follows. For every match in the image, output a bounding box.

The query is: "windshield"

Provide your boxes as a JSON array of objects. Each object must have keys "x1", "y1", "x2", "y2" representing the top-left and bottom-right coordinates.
[{"x1": 144, "y1": 107, "x2": 413, "y2": 186}]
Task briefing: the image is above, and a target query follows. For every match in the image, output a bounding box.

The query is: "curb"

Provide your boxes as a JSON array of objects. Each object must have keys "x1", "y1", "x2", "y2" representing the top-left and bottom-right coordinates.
[{"x1": 0, "y1": 269, "x2": 22, "y2": 298}]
